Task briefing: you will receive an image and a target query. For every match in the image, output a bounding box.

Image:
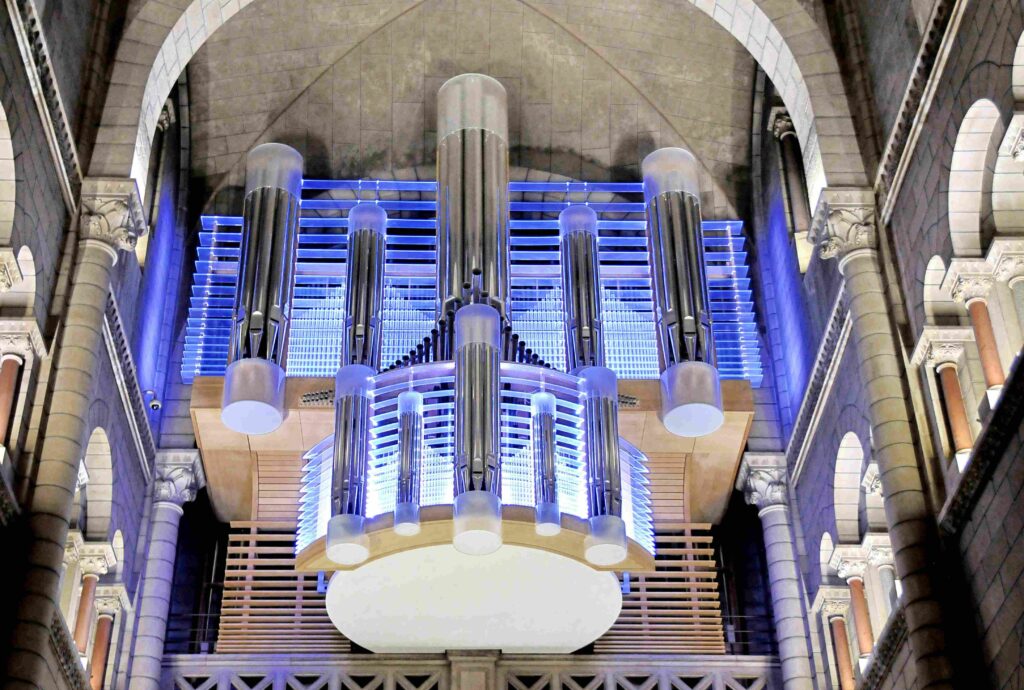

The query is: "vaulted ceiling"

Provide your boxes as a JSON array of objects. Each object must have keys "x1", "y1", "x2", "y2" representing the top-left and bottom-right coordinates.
[{"x1": 185, "y1": 0, "x2": 756, "y2": 218}]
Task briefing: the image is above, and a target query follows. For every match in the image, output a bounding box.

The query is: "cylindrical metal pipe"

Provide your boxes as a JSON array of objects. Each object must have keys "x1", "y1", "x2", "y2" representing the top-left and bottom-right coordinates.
[
  {"x1": 395, "y1": 391, "x2": 424, "y2": 535},
  {"x1": 436, "y1": 74, "x2": 510, "y2": 323},
  {"x1": 641, "y1": 147, "x2": 723, "y2": 437},
  {"x1": 559, "y1": 205, "x2": 605, "y2": 371},
  {"x1": 580, "y1": 365, "x2": 627, "y2": 566},
  {"x1": 531, "y1": 391, "x2": 560, "y2": 535},
  {"x1": 222, "y1": 143, "x2": 303, "y2": 435},
  {"x1": 453, "y1": 303, "x2": 502, "y2": 495},
  {"x1": 342, "y1": 203, "x2": 387, "y2": 369},
  {"x1": 327, "y1": 364, "x2": 374, "y2": 564}
]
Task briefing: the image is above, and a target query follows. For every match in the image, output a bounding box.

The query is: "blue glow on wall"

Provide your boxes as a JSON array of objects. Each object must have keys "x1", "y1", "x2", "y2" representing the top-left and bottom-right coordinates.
[{"x1": 184, "y1": 179, "x2": 762, "y2": 386}]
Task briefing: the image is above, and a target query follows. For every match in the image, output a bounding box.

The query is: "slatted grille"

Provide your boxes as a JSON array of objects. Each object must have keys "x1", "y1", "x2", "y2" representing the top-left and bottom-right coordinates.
[
  {"x1": 596, "y1": 529, "x2": 726, "y2": 655},
  {"x1": 217, "y1": 522, "x2": 349, "y2": 653}
]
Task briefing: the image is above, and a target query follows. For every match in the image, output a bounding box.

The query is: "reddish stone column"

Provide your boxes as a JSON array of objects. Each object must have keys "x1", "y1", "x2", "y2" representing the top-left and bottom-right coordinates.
[
  {"x1": 73, "y1": 574, "x2": 98, "y2": 653},
  {"x1": 848, "y1": 577, "x2": 875, "y2": 657},
  {"x1": 828, "y1": 615, "x2": 856, "y2": 690},
  {"x1": 936, "y1": 363, "x2": 972, "y2": 456},
  {"x1": 967, "y1": 299, "x2": 1004, "y2": 389},
  {"x1": 89, "y1": 614, "x2": 114, "y2": 690},
  {"x1": 0, "y1": 354, "x2": 22, "y2": 443}
]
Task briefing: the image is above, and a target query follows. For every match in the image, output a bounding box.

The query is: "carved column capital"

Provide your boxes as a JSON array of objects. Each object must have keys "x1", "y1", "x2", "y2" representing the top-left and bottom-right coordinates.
[
  {"x1": 64, "y1": 530, "x2": 85, "y2": 566},
  {"x1": 822, "y1": 599, "x2": 851, "y2": 617},
  {"x1": 860, "y1": 463, "x2": 883, "y2": 497},
  {"x1": 910, "y1": 325, "x2": 975, "y2": 367},
  {"x1": 812, "y1": 188, "x2": 878, "y2": 266},
  {"x1": 79, "y1": 178, "x2": 146, "y2": 256},
  {"x1": 925, "y1": 341, "x2": 965, "y2": 368},
  {"x1": 153, "y1": 450, "x2": 205, "y2": 509},
  {"x1": 78, "y1": 542, "x2": 116, "y2": 576},
  {"x1": 949, "y1": 274, "x2": 994, "y2": 304},
  {"x1": 0, "y1": 247, "x2": 23, "y2": 294},
  {"x1": 868, "y1": 545, "x2": 894, "y2": 567},
  {"x1": 95, "y1": 585, "x2": 129, "y2": 618},
  {"x1": 829, "y1": 545, "x2": 869, "y2": 582},
  {"x1": 736, "y1": 453, "x2": 789, "y2": 513},
  {"x1": 768, "y1": 107, "x2": 796, "y2": 141}
]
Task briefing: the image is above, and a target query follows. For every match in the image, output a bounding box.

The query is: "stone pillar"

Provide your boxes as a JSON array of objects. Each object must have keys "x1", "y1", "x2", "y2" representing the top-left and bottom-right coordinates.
[
  {"x1": 841, "y1": 566, "x2": 874, "y2": 658},
  {"x1": 447, "y1": 651, "x2": 499, "y2": 690},
  {"x1": 90, "y1": 587, "x2": 125, "y2": 690},
  {"x1": 0, "y1": 354, "x2": 22, "y2": 443},
  {"x1": 1006, "y1": 276, "x2": 1024, "y2": 327},
  {"x1": 869, "y1": 544, "x2": 898, "y2": 616},
  {"x1": 128, "y1": 451, "x2": 203, "y2": 690},
  {"x1": 736, "y1": 453, "x2": 814, "y2": 690},
  {"x1": 815, "y1": 188, "x2": 953, "y2": 690},
  {"x1": 824, "y1": 602, "x2": 856, "y2": 690},
  {"x1": 73, "y1": 543, "x2": 116, "y2": 653},
  {"x1": 949, "y1": 276, "x2": 1003, "y2": 391},
  {"x1": 2, "y1": 179, "x2": 145, "y2": 687},
  {"x1": 770, "y1": 110, "x2": 815, "y2": 272}
]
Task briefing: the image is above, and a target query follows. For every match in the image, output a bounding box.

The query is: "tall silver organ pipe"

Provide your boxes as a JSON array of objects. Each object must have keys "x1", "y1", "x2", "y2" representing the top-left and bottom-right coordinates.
[
  {"x1": 580, "y1": 366, "x2": 627, "y2": 566},
  {"x1": 452, "y1": 303, "x2": 503, "y2": 555},
  {"x1": 221, "y1": 143, "x2": 303, "y2": 435},
  {"x1": 342, "y1": 203, "x2": 387, "y2": 369},
  {"x1": 394, "y1": 391, "x2": 424, "y2": 536},
  {"x1": 531, "y1": 392, "x2": 560, "y2": 536},
  {"x1": 559, "y1": 205, "x2": 605, "y2": 371},
  {"x1": 641, "y1": 147, "x2": 724, "y2": 438},
  {"x1": 326, "y1": 364, "x2": 374, "y2": 565},
  {"x1": 436, "y1": 74, "x2": 510, "y2": 323}
]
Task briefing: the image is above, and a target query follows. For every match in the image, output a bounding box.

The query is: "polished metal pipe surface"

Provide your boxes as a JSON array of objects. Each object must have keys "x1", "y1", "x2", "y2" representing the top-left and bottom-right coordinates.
[
  {"x1": 580, "y1": 366, "x2": 622, "y2": 518},
  {"x1": 559, "y1": 205, "x2": 605, "y2": 370},
  {"x1": 531, "y1": 392, "x2": 559, "y2": 507},
  {"x1": 396, "y1": 392, "x2": 424, "y2": 506},
  {"x1": 331, "y1": 365, "x2": 374, "y2": 517},
  {"x1": 341, "y1": 204, "x2": 387, "y2": 369},
  {"x1": 453, "y1": 304, "x2": 502, "y2": 495}
]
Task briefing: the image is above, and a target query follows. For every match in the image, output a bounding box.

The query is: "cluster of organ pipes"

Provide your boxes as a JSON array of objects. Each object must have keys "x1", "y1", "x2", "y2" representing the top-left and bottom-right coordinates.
[{"x1": 220, "y1": 73, "x2": 722, "y2": 567}]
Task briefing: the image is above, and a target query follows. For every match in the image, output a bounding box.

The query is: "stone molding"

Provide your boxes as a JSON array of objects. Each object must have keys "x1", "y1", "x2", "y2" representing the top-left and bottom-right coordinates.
[
  {"x1": 95, "y1": 584, "x2": 130, "y2": 617},
  {"x1": 153, "y1": 450, "x2": 205, "y2": 508},
  {"x1": 941, "y1": 238, "x2": 1024, "y2": 303},
  {"x1": 812, "y1": 188, "x2": 878, "y2": 265},
  {"x1": 6, "y1": 0, "x2": 81, "y2": 211},
  {"x1": 79, "y1": 178, "x2": 147, "y2": 255},
  {"x1": 909, "y1": 325, "x2": 974, "y2": 367},
  {"x1": 829, "y1": 545, "x2": 868, "y2": 581},
  {"x1": 812, "y1": 585, "x2": 851, "y2": 618},
  {"x1": 64, "y1": 529, "x2": 85, "y2": 566},
  {"x1": 0, "y1": 317, "x2": 48, "y2": 360},
  {"x1": 859, "y1": 608, "x2": 908, "y2": 690},
  {"x1": 78, "y1": 542, "x2": 117, "y2": 576},
  {"x1": 736, "y1": 453, "x2": 789, "y2": 513},
  {"x1": 49, "y1": 610, "x2": 90, "y2": 690}
]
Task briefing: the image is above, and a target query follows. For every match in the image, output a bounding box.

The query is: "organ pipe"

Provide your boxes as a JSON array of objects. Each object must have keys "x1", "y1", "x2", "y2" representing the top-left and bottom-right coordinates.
[
  {"x1": 580, "y1": 366, "x2": 627, "y2": 566},
  {"x1": 326, "y1": 364, "x2": 374, "y2": 565},
  {"x1": 221, "y1": 143, "x2": 302, "y2": 435},
  {"x1": 394, "y1": 391, "x2": 424, "y2": 536},
  {"x1": 559, "y1": 205, "x2": 605, "y2": 371},
  {"x1": 641, "y1": 147, "x2": 724, "y2": 437},
  {"x1": 531, "y1": 392, "x2": 560, "y2": 536},
  {"x1": 342, "y1": 203, "x2": 387, "y2": 369},
  {"x1": 436, "y1": 74, "x2": 511, "y2": 323}
]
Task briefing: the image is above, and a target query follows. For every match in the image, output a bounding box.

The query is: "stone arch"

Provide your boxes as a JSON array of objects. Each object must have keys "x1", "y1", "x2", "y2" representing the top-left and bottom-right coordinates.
[
  {"x1": 1013, "y1": 29, "x2": 1024, "y2": 104},
  {"x1": 82, "y1": 427, "x2": 113, "y2": 540},
  {"x1": 91, "y1": 0, "x2": 863, "y2": 208},
  {"x1": 833, "y1": 431, "x2": 865, "y2": 544},
  {"x1": 948, "y1": 99, "x2": 1003, "y2": 257},
  {"x1": 111, "y1": 529, "x2": 124, "y2": 575},
  {"x1": 923, "y1": 255, "x2": 961, "y2": 325},
  {"x1": 992, "y1": 112, "x2": 1024, "y2": 235}
]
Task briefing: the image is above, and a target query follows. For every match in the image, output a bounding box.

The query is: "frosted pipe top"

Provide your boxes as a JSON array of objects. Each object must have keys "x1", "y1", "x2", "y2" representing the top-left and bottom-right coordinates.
[
  {"x1": 641, "y1": 147, "x2": 701, "y2": 200},
  {"x1": 558, "y1": 205, "x2": 598, "y2": 237},
  {"x1": 348, "y1": 203, "x2": 388, "y2": 234},
  {"x1": 437, "y1": 74, "x2": 508, "y2": 142},
  {"x1": 454, "y1": 303, "x2": 502, "y2": 349},
  {"x1": 244, "y1": 143, "x2": 303, "y2": 197}
]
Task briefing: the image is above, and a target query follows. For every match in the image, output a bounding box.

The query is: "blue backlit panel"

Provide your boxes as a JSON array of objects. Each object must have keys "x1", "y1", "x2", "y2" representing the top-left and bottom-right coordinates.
[{"x1": 184, "y1": 180, "x2": 761, "y2": 386}]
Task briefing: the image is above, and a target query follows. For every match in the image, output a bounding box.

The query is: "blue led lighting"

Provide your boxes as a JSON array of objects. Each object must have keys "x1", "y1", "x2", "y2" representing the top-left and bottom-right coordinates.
[{"x1": 184, "y1": 180, "x2": 762, "y2": 386}]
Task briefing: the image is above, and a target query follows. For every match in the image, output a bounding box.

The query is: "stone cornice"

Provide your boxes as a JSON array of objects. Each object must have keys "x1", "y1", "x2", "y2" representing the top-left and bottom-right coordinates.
[
  {"x1": 909, "y1": 325, "x2": 974, "y2": 367},
  {"x1": 5, "y1": 0, "x2": 81, "y2": 211}
]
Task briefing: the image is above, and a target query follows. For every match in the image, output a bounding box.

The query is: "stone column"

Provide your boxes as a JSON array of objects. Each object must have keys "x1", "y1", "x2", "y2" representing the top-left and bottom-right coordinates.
[
  {"x1": 736, "y1": 453, "x2": 814, "y2": 690},
  {"x1": 815, "y1": 188, "x2": 953, "y2": 690},
  {"x1": 836, "y1": 561, "x2": 874, "y2": 659},
  {"x1": 869, "y1": 544, "x2": 898, "y2": 617},
  {"x1": 2, "y1": 179, "x2": 144, "y2": 687},
  {"x1": 90, "y1": 587, "x2": 125, "y2": 690},
  {"x1": 770, "y1": 109, "x2": 815, "y2": 271},
  {"x1": 823, "y1": 602, "x2": 856, "y2": 690},
  {"x1": 128, "y1": 451, "x2": 203, "y2": 690}
]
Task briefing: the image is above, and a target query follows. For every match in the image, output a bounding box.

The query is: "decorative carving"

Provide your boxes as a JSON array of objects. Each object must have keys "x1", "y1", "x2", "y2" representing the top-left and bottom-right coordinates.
[
  {"x1": 0, "y1": 332, "x2": 34, "y2": 361},
  {"x1": 79, "y1": 179, "x2": 146, "y2": 254},
  {"x1": 769, "y1": 108, "x2": 796, "y2": 141},
  {"x1": 154, "y1": 451, "x2": 204, "y2": 507},
  {"x1": 737, "y1": 454, "x2": 790, "y2": 512},
  {"x1": 925, "y1": 341, "x2": 965, "y2": 368},
  {"x1": 0, "y1": 247, "x2": 23, "y2": 293},
  {"x1": 861, "y1": 463, "x2": 882, "y2": 496},
  {"x1": 868, "y1": 546, "x2": 894, "y2": 567},
  {"x1": 950, "y1": 275, "x2": 993, "y2": 304},
  {"x1": 835, "y1": 558, "x2": 867, "y2": 581},
  {"x1": 910, "y1": 325, "x2": 974, "y2": 367},
  {"x1": 95, "y1": 586, "x2": 127, "y2": 617},
  {"x1": 994, "y1": 255, "x2": 1024, "y2": 283},
  {"x1": 819, "y1": 205, "x2": 877, "y2": 261},
  {"x1": 1011, "y1": 126, "x2": 1024, "y2": 163},
  {"x1": 49, "y1": 610, "x2": 90, "y2": 690},
  {"x1": 78, "y1": 542, "x2": 116, "y2": 576},
  {"x1": 156, "y1": 101, "x2": 175, "y2": 133}
]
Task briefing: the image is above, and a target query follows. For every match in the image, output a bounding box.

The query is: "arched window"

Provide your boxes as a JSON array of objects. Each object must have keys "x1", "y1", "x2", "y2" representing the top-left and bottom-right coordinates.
[
  {"x1": 82, "y1": 428, "x2": 113, "y2": 541},
  {"x1": 948, "y1": 100, "x2": 1003, "y2": 257},
  {"x1": 833, "y1": 432, "x2": 865, "y2": 544},
  {"x1": 0, "y1": 102, "x2": 13, "y2": 246}
]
